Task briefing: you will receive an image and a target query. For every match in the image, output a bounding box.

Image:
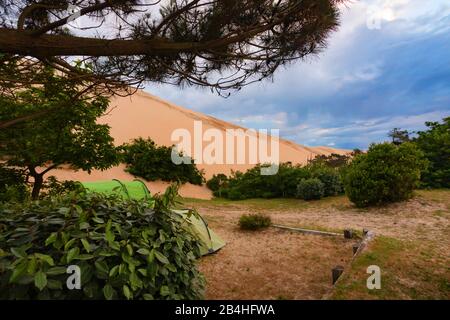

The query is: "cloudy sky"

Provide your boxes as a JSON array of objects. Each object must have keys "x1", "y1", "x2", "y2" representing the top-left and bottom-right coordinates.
[{"x1": 148, "y1": 0, "x2": 450, "y2": 150}]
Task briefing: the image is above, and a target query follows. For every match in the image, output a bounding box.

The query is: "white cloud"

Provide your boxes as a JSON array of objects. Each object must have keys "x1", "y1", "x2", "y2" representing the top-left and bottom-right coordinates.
[{"x1": 290, "y1": 110, "x2": 450, "y2": 147}]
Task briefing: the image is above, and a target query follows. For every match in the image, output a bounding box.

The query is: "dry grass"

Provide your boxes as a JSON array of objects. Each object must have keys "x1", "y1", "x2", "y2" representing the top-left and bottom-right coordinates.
[
  {"x1": 198, "y1": 217, "x2": 354, "y2": 300},
  {"x1": 183, "y1": 189, "x2": 450, "y2": 300}
]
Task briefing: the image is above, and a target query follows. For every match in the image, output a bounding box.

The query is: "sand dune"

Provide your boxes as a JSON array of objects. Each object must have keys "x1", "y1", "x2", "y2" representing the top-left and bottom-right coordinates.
[{"x1": 52, "y1": 90, "x2": 349, "y2": 199}]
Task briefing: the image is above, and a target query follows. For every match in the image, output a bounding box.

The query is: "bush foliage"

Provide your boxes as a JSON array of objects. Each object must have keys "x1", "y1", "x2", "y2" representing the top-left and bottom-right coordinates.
[
  {"x1": 120, "y1": 138, "x2": 204, "y2": 185},
  {"x1": 0, "y1": 67, "x2": 118, "y2": 199},
  {"x1": 0, "y1": 187, "x2": 204, "y2": 300},
  {"x1": 238, "y1": 214, "x2": 272, "y2": 231},
  {"x1": 207, "y1": 162, "x2": 344, "y2": 201},
  {"x1": 0, "y1": 165, "x2": 28, "y2": 203},
  {"x1": 414, "y1": 117, "x2": 450, "y2": 188},
  {"x1": 208, "y1": 163, "x2": 310, "y2": 200},
  {"x1": 309, "y1": 165, "x2": 344, "y2": 197},
  {"x1": 343, "y1": 143, "x2": 428, "y2": 207},
  {"x1": 296, "y1": 178, "x2": 325, "y2": 200}
]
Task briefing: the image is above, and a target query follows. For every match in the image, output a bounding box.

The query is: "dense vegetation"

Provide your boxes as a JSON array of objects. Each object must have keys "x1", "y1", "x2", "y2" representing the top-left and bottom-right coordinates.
[
  {"x1": 296, "y1": 178, "x2": 325, "y2": 200},
  {"x1": 0, "y1": 67, "x2": 118, "y2": 199},
  {"x1": 414, "y1": 117, "x2": 450, "y2": 188},
  {"x1": 0, "y1": 165, "x2": 28, "y2": 203},
  {"x1": 343, "y1": 143, "x2": 427, "y2": 207},
  {"x1": 207, "y1": 162, "x2": 344, "y2": 201},
  {"x1": 207, "y1": 116, "x2": 449, "y2": 207},
  {"x1": 0, "y1": 186, "x2": 204, "y2": 300},
  {"x1": 239, "y1": 214, "x2": 272, "y2": 231},
  {"x1": 120, "y1": 138, "x2": 204, "y2": 186}
]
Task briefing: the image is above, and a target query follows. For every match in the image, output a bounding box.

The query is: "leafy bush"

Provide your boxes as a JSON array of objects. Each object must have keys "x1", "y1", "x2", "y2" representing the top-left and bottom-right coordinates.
[
  {"x1": 308, "y1": 153, "x2": 351, "y2": 168},
  {"x1": 238, "y1": 214, "x2": 271, "y2": 231},
  {"x1": 414, "y1": 117, "x2": 450, "y2": 188},
  {"x1": 120, "y1": 138, "x2": 204, "y2": 185},
  {"x1": 40, "y1": 176, "x2": 84, "y2": 198},
  {"x1": 0, "y1": 187, "x2": 204, "y2": 300},
  {"x1": 343, "y1": 142, "x2": 428, "y2": 208},
  {"x1": 310, "y1": 166, "x2": 344, "y2": 197},
  {"x1": 206, "y1": 174, "x2": 228, "y2": 198},
  {"x1": 296, "y1": 178, "x2": 325, "y2": 200},
  {"x1": 0, "y1": 165, "x2": 28, "y2": 202},
  {"x1": 214, "y1": 163, "x2": 311, "y2": 200}
]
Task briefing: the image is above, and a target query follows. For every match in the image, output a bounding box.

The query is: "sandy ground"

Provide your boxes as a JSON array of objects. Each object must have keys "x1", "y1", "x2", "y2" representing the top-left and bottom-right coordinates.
[
  {"x1": 187, "y1": 192, "x2": 450, "y2": 299},
  {"x1": 198, "y1": 218, "x2": 354, "y2": 300}
]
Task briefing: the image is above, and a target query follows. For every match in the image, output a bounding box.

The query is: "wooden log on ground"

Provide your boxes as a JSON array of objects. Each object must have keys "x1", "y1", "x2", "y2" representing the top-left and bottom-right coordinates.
[{"x1": 271, "y1": 224, "x2": 341, "y2": 237}]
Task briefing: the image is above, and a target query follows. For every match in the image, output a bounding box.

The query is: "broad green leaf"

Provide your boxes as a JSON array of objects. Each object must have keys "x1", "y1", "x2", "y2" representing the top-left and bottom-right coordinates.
[
  {"x1": 35, "y1": 253, "x2": 54, "y2": 266},
  {"x1": 79, "y1": 222, "x2": 90, "y2": 230},
  {"x1": 160, "y1": 285, "x2": 170, "y2": 297},
  {"x1": 109, "y1": 265, "x2": 119, "y2": 277},
  {"x1": 34, "y1": 271, "x2": 47, "y2": 291},
  {"x1": 45, "y1": 232, "x2": 58, "y2": 246},
  {"x1": 129, "y1": 272, "x2": 143, "y2": 290},
  {"x1": 9, "y1": 261, "x2": 28, "y2": 283},
  {"x1": 27, "y1": 256, "x2": 37, "y2": 274},
  {"x1": 126, "y1": 244, "x2": 133, "y2": 256},
  {"x1": 166, "y1": 264, "x2": 177, "y2": 273},
  {"x1": 46, "y1": 266, "x2": 67, "y2": 275},
  {"x1": 103, "y1": 284, "x2": 115, "y2": 300},
  {"x1": 76, "y1": 254, "x2": 94, "y2": 260},
  {"x1": 10, "y1": 247, "x2": 26, "y2": 258},
  {"x1": 73, "y1": 205, "x2": 83, "y2": 214},
  {"x1": 95, "y1": 260, "x2": 109, "y2": 274},
  {"x1": 137, "y1": 248, "x2": 150, "y2": 255},
  {"x1": 64, "y1": 238, "x2": 76, "y2": 251},
  {"x1": 123, "y1": 285, "x2": 132, "y2": 300},
  {"x1": 66, "y1": 247, "x2": 79, "y2": 263},
  {"x1": 137, "y1": 268, "x2": 147, "y2": 276},
  {"x1": 92, "y1": 217, "x2": 104, "y2": 224},
  {"x1": 81, "y1": 239, "x2": 91, "y2": 253},
  {"x1": 154, "y1": 250, "x2": 169, "y2": 265}
]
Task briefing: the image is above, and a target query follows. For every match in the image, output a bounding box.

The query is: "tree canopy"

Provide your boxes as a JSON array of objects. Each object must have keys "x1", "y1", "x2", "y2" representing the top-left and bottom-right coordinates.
[
  {"x1": 0, "y1": 0, "x2": 346, "y2": 97},
  {"x1": 414, "y1": 117, "x2": 450, "y2": 188},
  {"x1": 0, "y1": 66, "x2": 118, "y2": 198}
]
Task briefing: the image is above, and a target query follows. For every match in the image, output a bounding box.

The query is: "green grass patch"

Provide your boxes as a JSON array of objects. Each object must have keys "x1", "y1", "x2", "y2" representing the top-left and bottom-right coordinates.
[
  {"x1": 181, "y1": 195, "x2": 351, "y2": 212},
  {"x1": 332, "y1": 236, "x2": 450, "y2": 300}
]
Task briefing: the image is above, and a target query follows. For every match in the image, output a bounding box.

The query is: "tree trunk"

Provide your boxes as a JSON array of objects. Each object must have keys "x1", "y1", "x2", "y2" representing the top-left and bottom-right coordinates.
[
  {"x1": 28, "y1": 166, "x2": 43, "y2": 200},
  {"x1": 31, "y1": 173, "x2": 43, "y2": 200}
]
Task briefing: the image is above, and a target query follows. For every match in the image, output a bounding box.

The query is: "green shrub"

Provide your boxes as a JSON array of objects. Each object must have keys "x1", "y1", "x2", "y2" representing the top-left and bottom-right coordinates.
[
  {"x1": 308, "y1": 153, "x2": 350, "y2": 168},
  {"x1": 0, "y1": 187, "x2": 204, "y2": 300},
  {"x1": 120, "y1": 138, "x2": 204, "y2": 185},
  {"x1": 238, "y1": 214, "x2": 271, "y2": 231},
  {"x1": 414, "y1": 117, "x2": 450, "y2": 188},
  {"x1": 343, "y1": 142, "x2": 428, "y2": 208},
  {"x1": 0, "y1": 165, "x2": 28, "y2": 202},
  {"x1": 310, "y1": 166, "x2": 344, "y2": 197},
  {"x1": 215, "y1": 163, "x2": 310, "y2": 200},
  {"x1": 206, "y1": 174, "x2": 229, "y2": 198},
  {"x1": 296, "y1": 178, "x2": 325, "y2": 200},
  {"x1": 40, "y1": 176, "x2": 84, "y2": 198}
]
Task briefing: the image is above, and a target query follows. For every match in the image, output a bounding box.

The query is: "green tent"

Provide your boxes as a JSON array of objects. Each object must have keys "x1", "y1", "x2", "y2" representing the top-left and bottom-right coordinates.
[{"x1": 80, "y1": 180, "x2": 225, "y2": 256}]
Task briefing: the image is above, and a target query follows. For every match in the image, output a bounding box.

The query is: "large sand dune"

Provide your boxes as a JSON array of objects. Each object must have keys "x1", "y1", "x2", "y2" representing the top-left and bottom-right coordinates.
[{"x1": 52, "y1": 90, "x2": 349, "y2": 199}]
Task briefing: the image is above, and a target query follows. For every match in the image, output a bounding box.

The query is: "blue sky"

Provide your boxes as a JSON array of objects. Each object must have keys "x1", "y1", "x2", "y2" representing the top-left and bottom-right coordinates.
[{"x1": 148, "y1": 0, "x2": 450, "y2": 150}]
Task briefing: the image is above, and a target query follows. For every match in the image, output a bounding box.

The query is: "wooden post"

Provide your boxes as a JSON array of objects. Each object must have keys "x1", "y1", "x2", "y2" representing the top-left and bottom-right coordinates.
[
  {"x1": 332, "y1": 266, "x2": 344, "y2": 284},
  {"x1": 344, "y1": 229, "x2": 353, "y2": 239}
]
